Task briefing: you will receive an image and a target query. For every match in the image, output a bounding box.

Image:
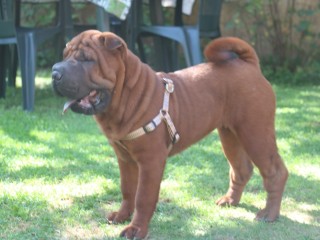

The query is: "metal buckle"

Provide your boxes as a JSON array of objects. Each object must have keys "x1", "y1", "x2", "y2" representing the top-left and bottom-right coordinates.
[
  {"x1": 172, "y1": 133, "x2": 180, "y2": 144},
  {"x1": 160, "y1": 109, "x2": 180, "y2": 144},
  {"x1": 143, "y1": 120, "x2": 157, "y2": 133},
  {"x1": 160, "y1": 109, "x2": 167, "y2": 117},
  {"x1": 166, "y1": 82, "x2": 174, "y2": 93}
]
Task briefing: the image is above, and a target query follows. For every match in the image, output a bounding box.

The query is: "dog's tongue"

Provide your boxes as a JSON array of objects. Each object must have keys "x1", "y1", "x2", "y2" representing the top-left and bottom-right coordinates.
[
  {"x1": 63, "y1": 99, "x2": 77, "y2": 114},
  {"x1": 62, "y1": 91, "x2": 99, "y2": 114}
]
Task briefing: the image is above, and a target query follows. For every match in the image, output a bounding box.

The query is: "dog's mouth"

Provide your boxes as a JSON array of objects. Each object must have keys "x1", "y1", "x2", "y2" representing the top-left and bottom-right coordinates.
[{"x1": 63, "y1": 89, "x2": 110, "y2": 115}]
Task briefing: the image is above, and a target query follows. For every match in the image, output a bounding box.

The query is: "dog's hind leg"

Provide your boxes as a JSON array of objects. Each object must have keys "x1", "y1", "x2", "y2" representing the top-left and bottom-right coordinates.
[
  {"x1": 236, "y1": 123, "x2": 288, "y2": 222},
  {"x1": 216, "y1": 127, "x2": 254, "y2": 206}
]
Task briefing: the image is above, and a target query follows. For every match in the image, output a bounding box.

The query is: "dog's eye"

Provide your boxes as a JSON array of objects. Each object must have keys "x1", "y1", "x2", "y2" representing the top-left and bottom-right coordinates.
[{"x1": 75, "y1": 51, "x2": 90, "y2": 62}]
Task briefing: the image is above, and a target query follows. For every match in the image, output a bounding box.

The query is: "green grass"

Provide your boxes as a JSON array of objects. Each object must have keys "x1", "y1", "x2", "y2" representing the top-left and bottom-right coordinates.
[{"x1": 0, "y1": 75, "x2": 319, "y2": 239}]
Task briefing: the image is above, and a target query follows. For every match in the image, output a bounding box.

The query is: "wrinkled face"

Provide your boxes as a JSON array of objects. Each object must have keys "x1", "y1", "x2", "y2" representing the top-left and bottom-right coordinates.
[{"x1": 52, "y1": 30, "x2": 126, "y2": 115}]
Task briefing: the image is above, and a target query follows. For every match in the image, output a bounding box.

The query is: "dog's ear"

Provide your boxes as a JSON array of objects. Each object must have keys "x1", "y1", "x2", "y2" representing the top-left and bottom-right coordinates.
[
  {"x1": 99, "y1": 34, "x2": 124, "y2": 50},
  {"x1": 98, "y1": 33, "x2": 127, "y2": 59}
]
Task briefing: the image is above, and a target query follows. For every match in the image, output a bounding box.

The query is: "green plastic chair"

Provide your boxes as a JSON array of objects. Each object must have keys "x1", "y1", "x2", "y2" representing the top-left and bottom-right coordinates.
[
  {"x1": 66, "y1": 2, "x2": 111, "y2": 35},
  {"x1": 0, "y1": 0, "x2": 18, "y2": 98},
  {"x1": 137, "y1": 0, "x2": 223, "y2": 70},
  {"x1": 184, "y1": 0, "x2": 223, "y2": 64},
  {"x1": 15, "y1": 0, "x2": 68, "y2": 111},
  {"x1": 136, "y1": 0, "x2": 192, "y2": 71},
  {"x1": 0, "y1": 0, "x2": 67, "y2": 111}
]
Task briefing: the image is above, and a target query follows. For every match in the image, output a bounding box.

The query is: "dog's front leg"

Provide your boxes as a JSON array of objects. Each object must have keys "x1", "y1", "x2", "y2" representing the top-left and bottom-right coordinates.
[
  {"x1": 120, "y1": 152, "x2": 167, "y2": 239},
  {"x1": 108, "y1": 157, "x2": 138, "y2": 223}
]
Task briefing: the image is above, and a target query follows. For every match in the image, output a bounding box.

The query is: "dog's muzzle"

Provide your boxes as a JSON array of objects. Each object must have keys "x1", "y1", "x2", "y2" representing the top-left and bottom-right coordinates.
[
  {"x1": 52, "y1": 60, "x2": 111, "y2": 115},
  {"x1": 52, "y1": 60, "x2": 91, "y2": 99}
]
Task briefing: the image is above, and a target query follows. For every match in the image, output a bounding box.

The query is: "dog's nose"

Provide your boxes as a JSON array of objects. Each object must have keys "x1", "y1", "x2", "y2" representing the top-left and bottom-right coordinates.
[
  {"x1": 52, "y1": 62, "x2": 66, "y2": 81},
  {"x1": 52, "y1": 70, "x2": 62, "y2": 82}
]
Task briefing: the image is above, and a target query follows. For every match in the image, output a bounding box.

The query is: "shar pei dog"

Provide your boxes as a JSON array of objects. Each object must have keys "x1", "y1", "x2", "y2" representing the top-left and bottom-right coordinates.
[{"x1": 52, "y1": 30, "x2": 288, "y2": 239}]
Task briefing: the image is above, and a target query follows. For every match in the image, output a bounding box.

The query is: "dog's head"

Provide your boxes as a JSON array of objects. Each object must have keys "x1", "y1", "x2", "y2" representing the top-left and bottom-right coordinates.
[{"x1": 52, "y1": 30, "x2": 127, "y2": 115}]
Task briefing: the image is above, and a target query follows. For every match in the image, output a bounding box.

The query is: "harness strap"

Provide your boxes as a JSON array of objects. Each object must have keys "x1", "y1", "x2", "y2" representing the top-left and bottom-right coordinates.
[
  {"x1": 121, "y1": 78, "x2": 180, "y2": 147},
  {"x1": 121, "y1": 114, "x2": 162, "y2": 140}
]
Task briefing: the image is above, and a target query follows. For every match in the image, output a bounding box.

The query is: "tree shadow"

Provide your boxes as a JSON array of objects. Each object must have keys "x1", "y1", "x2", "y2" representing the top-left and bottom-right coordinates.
[
  {"x1": 0, "y1": 194, "x2": 59, "y2": 239},
  {"x1": 1, "y1": 85, "x2": 319, "y2": 239},
  {"x1": 149, "y1": 198, "x2": 320, "y2": 239}
]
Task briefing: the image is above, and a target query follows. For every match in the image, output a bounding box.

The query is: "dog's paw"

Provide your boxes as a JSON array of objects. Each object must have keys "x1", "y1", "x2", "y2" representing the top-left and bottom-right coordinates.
[
  {"x1": 107, "y1": 211, "x2": 131, "y2": 224},
  {"x1": 215, "y1": 195, "x2": 239, "y2": 207},
  {"x1": 120, "y1": 224, "x2": 148, "y2": 239},
  {"x1": 255, "y1": 208, "x2": 279, "y2": 222}
]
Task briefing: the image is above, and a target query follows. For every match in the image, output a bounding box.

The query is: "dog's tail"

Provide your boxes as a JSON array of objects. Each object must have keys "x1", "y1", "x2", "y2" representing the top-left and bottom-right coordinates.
[{"x1": 204, "y1": 37, "x2": 259, "y2": 66}]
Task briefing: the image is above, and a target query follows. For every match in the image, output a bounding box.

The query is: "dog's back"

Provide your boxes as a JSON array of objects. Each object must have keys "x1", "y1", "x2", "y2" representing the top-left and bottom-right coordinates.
[{"x1": 168, "y1": 37, "x2": 273, "y2": 154}]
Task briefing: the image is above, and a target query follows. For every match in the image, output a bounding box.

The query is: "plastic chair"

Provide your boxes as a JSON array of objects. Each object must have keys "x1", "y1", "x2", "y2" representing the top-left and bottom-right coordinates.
[
  {"x1": 66, "y1": 2, "x2": 110, "y2": 35},
  {"x1": 137, "y1": 0, "x2": 223, "y2": 70},
  {"x1": 136, "y1": 0, "x2": 192, "y2": 71},
  {"x1": 0, "y1": 0, "x2": 18, "y2": 98},
  {"x1": 1, "y1": 0, "x2": 110, "y2": 110},
  {"x1": 184, "y1": 0, "x2": 223, "y2": 64},
  {"x1": 0, "y1": 0, "x2": 67, "y2": 111},
  {"x1": 14, "y1": 0, "x2": 67, "y2": 111}
]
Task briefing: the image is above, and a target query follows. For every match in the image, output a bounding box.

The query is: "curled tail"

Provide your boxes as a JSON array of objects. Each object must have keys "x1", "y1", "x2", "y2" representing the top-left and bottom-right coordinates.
[{"x1": 204, "y1": 37, "x2": 259, "y2": 66}]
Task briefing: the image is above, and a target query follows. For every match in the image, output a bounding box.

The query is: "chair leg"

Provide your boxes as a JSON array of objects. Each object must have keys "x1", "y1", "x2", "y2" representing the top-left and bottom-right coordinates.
[
  {"x1": 140, "y1": 26, "x2": 193, "y2": 68},
  {"x1": 137, "y1": 36, "x2": 146, "y2": 62},
  {"x1": 169, "y1": 41, "x2": 180, "y2": 71},
  {"x1": 184, "y1": 27, "x2": 203, "y2": 65},
  {"x1": 0, "y1": 46, "x2": 6, "y2": 98},
  {"x1": 153, "y1": 37, "x2": 173, "y2": 71},
  {"x1": 17, "y1": 31, "x2": 36, "y2": 111},
  {"x1": 53, "y1": 33, "x2": 64, "y2": 62},
  {"x1": 8, "y1": 45, "x2": 18, "y2": 87}
]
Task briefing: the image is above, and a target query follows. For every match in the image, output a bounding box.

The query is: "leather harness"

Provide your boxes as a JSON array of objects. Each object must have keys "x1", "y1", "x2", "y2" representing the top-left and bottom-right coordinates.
[{"x1": 119, "y1": 77, "x2": 180, "y2": 150}]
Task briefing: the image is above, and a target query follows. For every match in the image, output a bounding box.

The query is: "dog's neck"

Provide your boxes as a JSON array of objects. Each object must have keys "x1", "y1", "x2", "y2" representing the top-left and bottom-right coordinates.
[{"x1": 95, "y1": 49, "x2": 163, "y2": 141}]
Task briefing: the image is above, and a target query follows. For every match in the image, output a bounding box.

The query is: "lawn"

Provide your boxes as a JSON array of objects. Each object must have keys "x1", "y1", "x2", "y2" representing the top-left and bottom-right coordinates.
[{"x1": 0, "y1": 74, "x2": 319, "y2": 240}]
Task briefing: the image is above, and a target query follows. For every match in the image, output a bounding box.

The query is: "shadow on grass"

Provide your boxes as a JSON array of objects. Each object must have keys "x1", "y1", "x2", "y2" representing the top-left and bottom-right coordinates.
[
  {"x1": 1, "y1": 85, "x2": 319, "y2": 239},
  {"x1": 0, "y1": 89, "x2": 119, "y2": 183},
  {"x1": 0, "y1": 129, "x2": 119, "y2": 184},
  {"x1": 161, "y1": 132, "x2": 320, "y2": 238},
  {"x1": 0, "y1": 194, "x2": 58, "y2": 239},
  {"x1": 0, "y1": 189, "x2": 125, "y2": 240},
  {"x1": 150, "y1": 199, "x2": 320, "y2": 240}
]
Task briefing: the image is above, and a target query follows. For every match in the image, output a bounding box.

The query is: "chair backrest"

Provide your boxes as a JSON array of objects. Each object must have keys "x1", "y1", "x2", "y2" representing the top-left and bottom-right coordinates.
[
  {"x1": 198, "y1": 0, "x2": 223, "y2": 38},
  {"x1": 0, "y1": 0, "x2": 16, "y2": 38}
]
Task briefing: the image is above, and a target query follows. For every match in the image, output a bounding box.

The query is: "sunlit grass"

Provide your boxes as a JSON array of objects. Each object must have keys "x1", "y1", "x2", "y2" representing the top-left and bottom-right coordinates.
[{"x1": 0, "y1": 76, "x2": 319, "y2": 239}]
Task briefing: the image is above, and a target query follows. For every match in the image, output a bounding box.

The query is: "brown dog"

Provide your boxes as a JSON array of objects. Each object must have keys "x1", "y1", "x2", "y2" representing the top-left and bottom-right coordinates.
[{"x1": 52, "y1": 30, "x2": 288, "y2": 239}]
